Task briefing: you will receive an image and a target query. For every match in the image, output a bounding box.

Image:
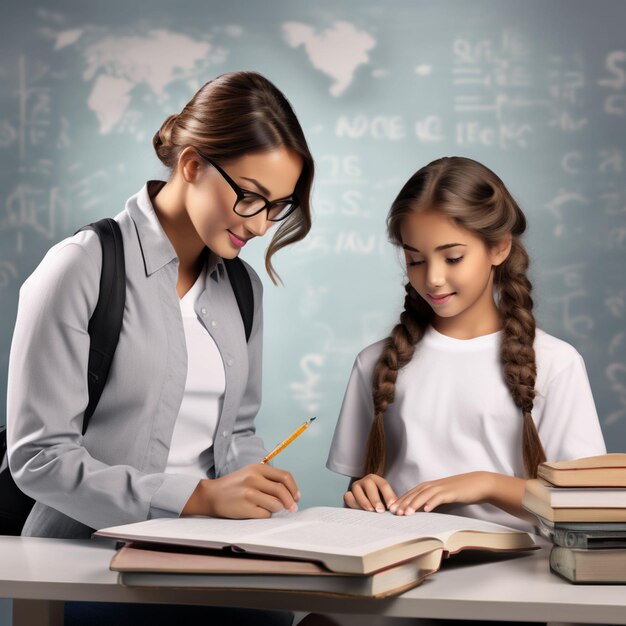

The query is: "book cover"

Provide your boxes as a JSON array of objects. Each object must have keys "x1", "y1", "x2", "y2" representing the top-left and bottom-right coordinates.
[
  {"x1": 522, "y1": 489, "x2": 626, "y2": 523},
  {"x1": 111, "y1": 543, "x2": 445, "y2": 598},
  {"x1": 534, "y1": 516, "x2": 626, "y2": 549},
  {"x1": 538, "y1": 454, "x2": 626, "y2": 487},
  {"x1": 526, "y1": 478, "x2": 626, "y2": 508}
]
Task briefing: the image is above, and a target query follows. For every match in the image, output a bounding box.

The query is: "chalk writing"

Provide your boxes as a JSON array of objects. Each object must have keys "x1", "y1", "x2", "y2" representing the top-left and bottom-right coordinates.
[
  {"x1": 598, "y1": 50, "x2": 626, "y2": 115},
  {"x1": 290, "y1": 353, "x2": 325, "y2": 413},
  {"x1": 336, "y1": 115, "x2": 405, "y2": 140}
]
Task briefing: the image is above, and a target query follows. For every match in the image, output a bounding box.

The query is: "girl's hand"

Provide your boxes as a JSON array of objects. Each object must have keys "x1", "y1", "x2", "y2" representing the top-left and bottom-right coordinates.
[
  {"x1": 389, "y1": 471, "x2": 494, "y2": 515},
  {"x1": 182, "y1": 464, "x2": 300, "y2": 519},
  {"x1": 344, "y1": 474, "x2": 398, "y2": 513}
]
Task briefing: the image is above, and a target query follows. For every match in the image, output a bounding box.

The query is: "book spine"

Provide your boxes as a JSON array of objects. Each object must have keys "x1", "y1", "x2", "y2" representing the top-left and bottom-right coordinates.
[{"x1": 549, "y1": 547, "x2": 576, "y2": 583}]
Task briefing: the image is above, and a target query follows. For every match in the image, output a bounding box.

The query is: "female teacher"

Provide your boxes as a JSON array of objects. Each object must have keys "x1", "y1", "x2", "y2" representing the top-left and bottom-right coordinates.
[{"x1": 7, "y1": 71, "x2": 313, "y2": 542}]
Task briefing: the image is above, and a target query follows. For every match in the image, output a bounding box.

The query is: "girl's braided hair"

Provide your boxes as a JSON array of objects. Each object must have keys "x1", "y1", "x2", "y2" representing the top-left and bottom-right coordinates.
[{"x1": 364, "y1": 156, "x2": 546, "y2": 478}]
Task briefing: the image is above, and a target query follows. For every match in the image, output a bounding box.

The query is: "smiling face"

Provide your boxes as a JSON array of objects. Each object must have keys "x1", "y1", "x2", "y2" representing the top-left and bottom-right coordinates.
[
  {"x1": 183, "y1": 146, "x2": 303, "y2": 259},
  {"x1": 400, "y1": 210, "x2": 511, "y2": 337}
]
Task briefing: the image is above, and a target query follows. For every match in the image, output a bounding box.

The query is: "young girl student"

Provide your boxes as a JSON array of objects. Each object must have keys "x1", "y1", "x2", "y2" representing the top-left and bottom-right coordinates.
[
  {"x1": 7, "y1": 71, "x2": 313, "y2": 625},
  {"x1": 327, "y1": 156, "x2": 606, "y2": 532}
]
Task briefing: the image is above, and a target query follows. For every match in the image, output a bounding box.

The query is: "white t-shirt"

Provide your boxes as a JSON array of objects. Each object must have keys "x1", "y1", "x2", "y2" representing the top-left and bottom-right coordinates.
[
  {"x1": 327, "y1": 326, "x2": 606, "y2": 532},
  {"x1": 165, "y1": 265, "x2": 226, "y2": 478}
]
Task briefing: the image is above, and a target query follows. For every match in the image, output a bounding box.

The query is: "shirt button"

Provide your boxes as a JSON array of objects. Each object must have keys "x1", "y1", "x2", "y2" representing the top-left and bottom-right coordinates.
[
  {"x1": 222, "y1": 430, "x2": 228, "y2": 438},
  {"x1": 211, "y1": 320, "x2": 217, "y2": 327},
  {"x1": 227, "y1": 358, "x2": 234, "y2": 366},
  {"x1": 201, "y1": 307, "x2": 207, "y2": 315}
]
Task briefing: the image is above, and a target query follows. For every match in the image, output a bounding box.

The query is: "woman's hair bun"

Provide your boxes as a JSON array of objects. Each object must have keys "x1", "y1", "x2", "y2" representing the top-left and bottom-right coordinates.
[{"x1": 152, "y1": 113, "x2": 179, "y2": 166}]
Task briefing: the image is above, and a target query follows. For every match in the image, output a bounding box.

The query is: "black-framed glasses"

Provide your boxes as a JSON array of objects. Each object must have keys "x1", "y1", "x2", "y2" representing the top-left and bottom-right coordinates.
[{"x1": 201, "y1": 154, "x2": 300, "y2": 222}]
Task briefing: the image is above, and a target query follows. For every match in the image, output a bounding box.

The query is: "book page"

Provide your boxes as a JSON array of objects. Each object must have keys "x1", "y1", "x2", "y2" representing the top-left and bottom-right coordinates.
[
  {"x1": 241, "y1": 507, "x2": 526, "y2": 555},
  {"x1": 97, "y1": 515, "x2": 298, "y2": 545},
  {"x1": 97, "y1": 506, "x2": 526, "y2": 556}
]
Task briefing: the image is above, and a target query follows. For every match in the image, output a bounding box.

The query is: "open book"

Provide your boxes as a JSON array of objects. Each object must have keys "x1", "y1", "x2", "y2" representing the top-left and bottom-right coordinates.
[
  {"x1": 110, "y1": 543, "x2": 443, "y2": 598},
  {"x1": 95, "y1": 506, "x2": 536, "y2": 575},
  {"x1": 538, "y1": 453, "x2": 626, "y2": 487}
]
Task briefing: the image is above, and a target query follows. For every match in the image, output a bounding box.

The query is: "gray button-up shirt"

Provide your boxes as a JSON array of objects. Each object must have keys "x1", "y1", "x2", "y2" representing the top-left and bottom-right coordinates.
[{"x1": 7, "y1": 181, "x2": 267, "y2": 538}]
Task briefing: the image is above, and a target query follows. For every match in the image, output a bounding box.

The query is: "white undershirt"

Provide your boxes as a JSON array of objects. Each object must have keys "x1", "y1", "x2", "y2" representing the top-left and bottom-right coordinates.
[
  {"x1": 165, "y1": 264, "x2": 226, "y2": 478},
  {"x1": 327, "y1": 326, "x2": 606, "y2": 532}
]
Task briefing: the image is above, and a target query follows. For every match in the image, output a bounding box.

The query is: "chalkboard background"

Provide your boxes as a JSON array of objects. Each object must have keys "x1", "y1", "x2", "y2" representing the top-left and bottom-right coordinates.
[{"x1": 1, "y1": 0, "x2": 625, "y2": 525}]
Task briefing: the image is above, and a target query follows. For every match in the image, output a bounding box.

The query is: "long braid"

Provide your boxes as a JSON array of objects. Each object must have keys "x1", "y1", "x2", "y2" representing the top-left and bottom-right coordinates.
[
  {"x1": 363, "y1": 284, "x2": 433, "y2": 475},
  {"x1": 497, "y1": 240, "x2": 547, "y2": 478}
]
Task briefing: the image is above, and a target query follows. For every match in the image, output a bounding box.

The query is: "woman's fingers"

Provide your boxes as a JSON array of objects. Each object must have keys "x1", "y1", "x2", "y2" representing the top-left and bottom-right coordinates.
[
  {"x1": 255, "y1": 476, "x2": 299, "y2": 512},
  {"x1": 248, "y1": 490, "x2": 288, "y2": 516},
  {"x1": 259, "y1": 465, "x2": 300, "y2": 501},
  {"x1": 207, "y1": 465, "x2": 302, "y2": 518}
]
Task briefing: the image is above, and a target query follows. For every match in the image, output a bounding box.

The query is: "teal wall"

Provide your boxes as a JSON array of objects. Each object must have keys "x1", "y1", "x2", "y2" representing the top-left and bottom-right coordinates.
[{"x1": 1, "y1": 5, "x2": 625, "y2": 617}]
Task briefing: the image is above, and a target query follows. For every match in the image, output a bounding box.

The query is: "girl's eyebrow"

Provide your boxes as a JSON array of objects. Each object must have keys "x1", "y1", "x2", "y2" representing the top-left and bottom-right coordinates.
[{"x1": 402, "y1": 242, "x2": 467, "y2": 253}]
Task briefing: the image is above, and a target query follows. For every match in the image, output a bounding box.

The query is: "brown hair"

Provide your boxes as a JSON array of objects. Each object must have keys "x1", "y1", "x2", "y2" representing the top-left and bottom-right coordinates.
[
  {"x1": 364, "y1": 156, "x2": 546, "y2": 478},
  {"x1": 152, "y1": 71, "x2": 314, "y2": 284}
]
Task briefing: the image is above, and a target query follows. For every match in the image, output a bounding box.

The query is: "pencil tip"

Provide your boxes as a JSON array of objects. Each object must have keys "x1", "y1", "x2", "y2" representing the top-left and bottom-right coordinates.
[{"x1": 310, "y1": 416, "x2": 317, "y2": 422}]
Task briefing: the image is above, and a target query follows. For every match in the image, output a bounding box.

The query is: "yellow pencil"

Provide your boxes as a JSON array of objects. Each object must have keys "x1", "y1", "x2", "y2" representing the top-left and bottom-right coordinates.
[{"x1": 261, "y1": 417, "x2": 317, "y2": 464}]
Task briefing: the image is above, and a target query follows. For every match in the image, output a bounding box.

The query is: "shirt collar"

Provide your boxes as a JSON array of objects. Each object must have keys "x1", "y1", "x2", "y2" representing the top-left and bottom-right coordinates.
[
  {"x1": 126, "y1": 180, "x2": 225, "y2": 280},
  {"x1": 206, "y1": 250, "x2": 225, "y2": 281}
]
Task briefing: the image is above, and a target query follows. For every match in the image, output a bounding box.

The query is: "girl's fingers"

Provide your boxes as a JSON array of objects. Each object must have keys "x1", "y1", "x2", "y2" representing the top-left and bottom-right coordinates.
[
  {"x1": 371, "y1": 476, "x2": 398, "y2": 508},
  {"x1": 407, "y1": 488, "x2": 449, "y2": 514},
  {"x1": 391, "y1": 481, "x2": 441, "y2": 513},
  {"x1": 388, "y1": 495, "x2": 404, "y2": 513},
  {"x1": 418, "y1": 493, "x2": 446, "y2": 513},
  {"x1": 362, "y1": 480, "x2": 386, "y2": 513},
  {"x1": 395, "y1": 499, "x2": 416, "y2": 515},
  {"x1": 351, "y1": 482, "x2": 375, "y2": 512},
  {"x1": 403, "y1": 493, "x2": 428, "y2": 515},
  {"x1": 390, "y1": 488, "x2": 422, "y2": 513},
  {"x1": 398, "y1": 488, "x2": 437, "y2": 515},
  {"x1": 344, "y1": 491, "x2": 359, "y2": 509},
  {"x1": 348, "y1": 477, "x2": 463, "y2": 515},
  {"x1": 346, "y1": 475, "x2": 398, "y2": 513}
]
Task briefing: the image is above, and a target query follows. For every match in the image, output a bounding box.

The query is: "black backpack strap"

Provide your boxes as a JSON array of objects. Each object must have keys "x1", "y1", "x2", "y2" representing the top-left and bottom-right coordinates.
[
  {"x1": 0, "y1": 424, "x2": 6, "y2": 460},
  {"x1": 75, "y1": 218, "x2": 126, "y2": 435},
  {"x1": 223, "y1": 257, "x2": 254, "y2": 343}
]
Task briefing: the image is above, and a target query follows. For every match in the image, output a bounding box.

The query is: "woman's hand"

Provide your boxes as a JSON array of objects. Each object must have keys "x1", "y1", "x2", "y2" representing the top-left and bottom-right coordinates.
[
  {"x1": 182, "y1": 464, "x2": 300, "y2": 519},
  {"x1": 344, "y1": 474, "x2": 398, "y2": 513},
  {"x1": 389, "y1": 471, "x2": 495, "y2": 515}
]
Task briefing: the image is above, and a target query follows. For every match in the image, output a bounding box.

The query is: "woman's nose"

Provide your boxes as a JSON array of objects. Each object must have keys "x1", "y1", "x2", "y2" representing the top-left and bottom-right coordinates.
[{"x1": 243, "y1": 211, "x2": 272, "y2": 238}]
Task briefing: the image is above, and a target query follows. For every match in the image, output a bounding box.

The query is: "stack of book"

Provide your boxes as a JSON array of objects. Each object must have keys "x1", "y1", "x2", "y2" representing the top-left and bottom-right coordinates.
[
  {"x1": 522, "y1": 453, "x2": 626, "y2": 584},
  {"x1": 95, "y1": 506, "x2": 538, "y2": 598}
]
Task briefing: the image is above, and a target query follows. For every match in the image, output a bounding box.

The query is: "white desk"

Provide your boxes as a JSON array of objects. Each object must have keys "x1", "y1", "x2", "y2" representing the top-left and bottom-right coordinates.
[{"x1": 0, "y1": 536, "x2": 624, "y2": 626}]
